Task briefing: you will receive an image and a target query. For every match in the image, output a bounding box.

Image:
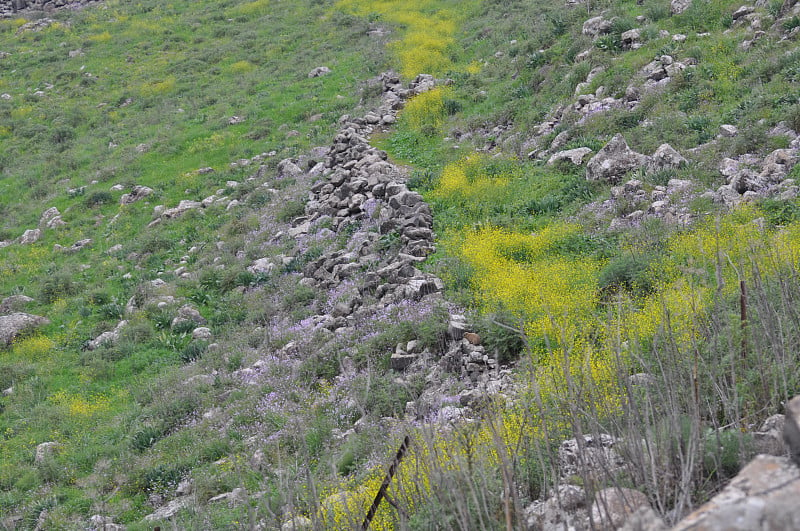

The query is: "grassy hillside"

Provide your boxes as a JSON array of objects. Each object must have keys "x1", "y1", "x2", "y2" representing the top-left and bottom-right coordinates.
[{"x1": 1, "y1": 0, "x2": 800, "y2": 528}]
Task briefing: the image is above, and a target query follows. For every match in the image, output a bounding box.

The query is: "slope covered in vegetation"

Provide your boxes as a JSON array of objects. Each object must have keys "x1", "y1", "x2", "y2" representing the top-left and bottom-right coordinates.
[{"x1": 1, "y1": 0, "x2": 800, "y2": 528}]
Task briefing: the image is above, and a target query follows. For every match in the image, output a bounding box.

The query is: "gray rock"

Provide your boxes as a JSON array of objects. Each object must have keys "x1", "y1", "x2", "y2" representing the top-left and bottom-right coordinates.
[
  {"x1": 525, "y1": 485, "x2": 587, "y2": 531},
  {"x1": 673, "y1": 455, "x2": 800, "y2": 530},
  {"x1": 34, "y1": 441, "x2": 60, "y2": 465},
  {"x1": 0, "y1": 313, "x2": 50, "y2": 346},
  {"x1": 192, "y1": 327, "x2": 213, "y2": 341},
  {"x1": 144, "y1": 496, "x2": 192, "y2": 522},
  {"x1": 548, "y1": 147, "x2": 594, "y2": 166},
  {"x1": 171, "y1": 305, "x2": 206, "y2": 328},
  {"x1": 621, "y1": 28, "x2": 642, "y2": 49},
  {"x1": 582, "y1": 16, "x2": 613, "y2": 38},
  {"x1": 281, "y1": 516, "x2": 313, "y2": 530},
  {"x1": 591, "y1": 488, "x2": 651, "y2": 530},
  {"x1": 586, "y1": 134, "x2": 648, "y2": 183},
  {"x1": 753, "y1": 414, "x2": 786, "y2": 456},
  {"x1": 208, "y1": 487, "x2": 246, "y2": 505},
  {"x1": 308, "y1": 66, "x2": 331, "y2": 78},
  {"x1": 558, "y1": 433, "x2": 625, "y2": 479},
  {"x1": 671, "y1": 0, "x2": 692, "y2": 13},
  {"x1": 732, "y1": 5, "x2": 755, "y2": 19},
  {"x1": 719, "y1": 124, "x2": 738, "y2": 137},
  {"x1": 648, "y1": 143, "x2": 688, "y2": 172},
  {"x1": 86, "y1": 320, "x2": 128, "y2": 351},
  {"x1": 786, "y1": 395, "x2": 800, "y2": 466},
  {"x1": 618, "y1": 506, "x2": 668, "y2": 531},
  {"x1": 18, "y1": 228, "x2": 41, "y2": 245},
  {"x1": 0, "y1": 295, "x2": 35, "y2": 314},
  {"x1": 89, "y1": 515, "x2": 126, "y2": 531},
  {"x1": 39, "y1": 207, "x2": 61, "y2": 227},
  {"x1": 120, "y1": 185, "x2": 153, "y2": 205}
]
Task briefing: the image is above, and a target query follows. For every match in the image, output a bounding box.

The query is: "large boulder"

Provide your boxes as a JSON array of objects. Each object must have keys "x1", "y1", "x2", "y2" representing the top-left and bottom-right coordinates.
[
  {"x1": 673, "y1": 454, "x2": 800, "y2": 530},
  {"x1": 0, "y1": 313, "x2": 50, "y2": 346},
  {"x1": 586, "y1": 134, "x2": 648, "y2": 183}
]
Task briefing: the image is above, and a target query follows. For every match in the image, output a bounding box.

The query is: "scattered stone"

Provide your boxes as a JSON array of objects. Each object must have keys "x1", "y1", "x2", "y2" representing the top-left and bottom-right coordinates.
[
  {"x1": 0, "y1": 313, "x2": 50, "y2": 346},
  {"x1": 719, "y1": 124, "x2": 738, "y2": 137}
]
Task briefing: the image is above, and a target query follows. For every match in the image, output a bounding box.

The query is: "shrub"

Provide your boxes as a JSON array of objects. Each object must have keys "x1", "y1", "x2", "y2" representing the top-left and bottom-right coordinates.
[
  {"x1": 276, "y1": 199, "x2": 306, "y2": 223},
  {"x1": 476, "y1": 310, "x2": 526, "y2": 365},
  {"x1": 181, "y1": 341, "x2": 208, "y2": 363},
  {"x1": 598, "y1": 253, "x2": 654, "y2": 296},
  {"x1": 85, "y1": 191, "x2": 113, "y2": 207}
]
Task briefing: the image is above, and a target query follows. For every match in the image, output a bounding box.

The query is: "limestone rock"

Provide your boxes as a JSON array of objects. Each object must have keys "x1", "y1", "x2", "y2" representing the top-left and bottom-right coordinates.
[
  {"x1": 591, "y1": 488, "x2": 651, "y2": 530},
  {"x1": 89, "y1": 515, "x2": 126, "y2": 531},
  {"x1": 618, "y1": 506, "x2": 668, "y2": 531},
  {"x1": 671, "y1": 0, "x2": 692, "y2": 14},
  {"x1": 525, "y1": 484, "x2": 588, "y2": 531},
  {"x1": 752, "y1": 414, "x2": 786, "y2": 456},
  {"x1": 281, "y1": 516, "x2": 313, "y2": 530},
  {"x1": 39, "y1": 207, "x2": 61, "y2": 227},
  {"x1": 0, "y1": 295, "x2": 35, "y2": 315},
  {"x1": 18, "y1": 228, "x2": 41, "y2": 245},
  {"x1": 548, "y1": 147, "x2": 594, "y2": 166},
  {"x1": 192, "y1": 327, "x2": 213, "y2": 340},
  {"x1": 308, "y1": 66, "x2": 331, "y2": 78},
  {"x1": 673, "y1": 455, "x2": 800, "y2": 530},
  {"x1": 171, "y1": 305, "x2": 206, "y2": 328},
  {"x1": 582, "y1": 16, "x2": 613, "y2": 38},
  {"x1": 0, "y1": 313, "x2": 50, "y2": 346},
  {"x1": 86, "y1": 320, "x2": 128, "y2": 350},
  {"x1": 120, "y1": 185, "x2": 153, "y2": 205},
  {"x1": 586, "y1": 134, "x2": 648, "y2": 183},
  {"x1": 144, "y1": 496, "x2": 192, "y2": 522},
  {"x1": 647, "y1": 143, "x2": 688, "y2": 172},
  {"x1": 34, "y1": 441, "x2": 60, "y2": 464},
  {"x1": 719, "y1": 124, "x2": 738, "y2": 137},
  {"x1": 558, "y1": 433, "x2": 625, "y2": 479}
]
